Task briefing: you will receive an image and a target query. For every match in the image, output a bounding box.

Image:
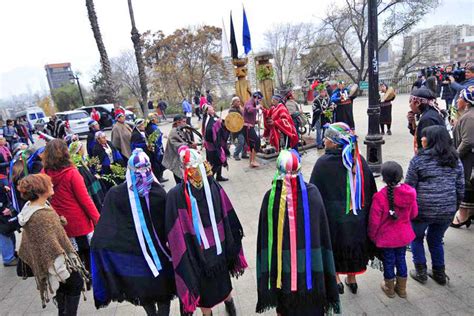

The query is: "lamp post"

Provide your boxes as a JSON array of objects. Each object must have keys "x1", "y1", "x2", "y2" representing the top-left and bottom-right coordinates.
[
  {"x1": 363, "y1": 0, "x2": 384, "y2": 175},
  {"x1": 70, "y1": 73, "x2": 86, "y2": 107}
]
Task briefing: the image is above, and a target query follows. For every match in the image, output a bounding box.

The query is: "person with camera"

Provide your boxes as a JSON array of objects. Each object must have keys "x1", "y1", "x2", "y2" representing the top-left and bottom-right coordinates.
[
  {"x1": 450, "y1": 64, "x2": 474, "y2": 101},
  {"x1": 440, "y1": 65, "x2": 455, "y2": 111}
]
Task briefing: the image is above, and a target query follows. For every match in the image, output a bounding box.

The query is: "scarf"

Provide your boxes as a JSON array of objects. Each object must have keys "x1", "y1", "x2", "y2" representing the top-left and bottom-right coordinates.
[
  {"x1": 257, "y1": 150, "x2": 340, "y2": 313},
  {"x1": 325, "y1": 122, "x2": 365, "y2": 215},
  {"x1": 18, "y1": 206, "x2": 87, "y2": 307}
]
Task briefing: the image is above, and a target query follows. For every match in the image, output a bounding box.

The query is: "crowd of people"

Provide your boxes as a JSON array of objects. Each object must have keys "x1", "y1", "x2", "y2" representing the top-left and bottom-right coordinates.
[{"x1": 0, "y1": 62, "x2": 472, "y2": 316}]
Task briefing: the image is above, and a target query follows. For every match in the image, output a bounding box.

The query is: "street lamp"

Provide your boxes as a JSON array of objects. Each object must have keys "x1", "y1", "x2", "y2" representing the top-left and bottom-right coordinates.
[
  {"x1": 70, "y1": 73, "x2": 86, "y2": 107},
  {"x1": 364, "y1": 0, "x2": 384, "y2": 175}
]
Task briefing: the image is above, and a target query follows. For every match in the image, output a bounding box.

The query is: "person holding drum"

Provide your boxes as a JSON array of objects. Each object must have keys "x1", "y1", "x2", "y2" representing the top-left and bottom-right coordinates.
[
  {"x1": 228, "y1": 96, "x2": 246, "y2": 161},
  {"x1": 379, "y1": 83, "x2": 396, "y2": 135}
]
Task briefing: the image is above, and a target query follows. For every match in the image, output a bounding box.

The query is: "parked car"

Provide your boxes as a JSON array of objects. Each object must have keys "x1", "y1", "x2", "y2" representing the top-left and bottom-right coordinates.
[
  {"x1": 56, "y1": 110, "x2": 90, "y2": 135},
  {"x1": 15, "y1": 107, "x2": 47, "y2": 127},
  {"x1": 79, "y1": 104, "x2": 136, "y2": 129}
]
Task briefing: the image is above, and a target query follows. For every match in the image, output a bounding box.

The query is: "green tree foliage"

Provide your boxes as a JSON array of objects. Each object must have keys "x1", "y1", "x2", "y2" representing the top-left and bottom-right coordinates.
[
  {"x1": 52, "y1": 84, "x2": 83, "y2": 112},
  {"x1": 90, "y1": 70, "x2": 116, "y2": 105},
  {"x1": 143, "y1": 25, "x2": 224, "y2": 104}
]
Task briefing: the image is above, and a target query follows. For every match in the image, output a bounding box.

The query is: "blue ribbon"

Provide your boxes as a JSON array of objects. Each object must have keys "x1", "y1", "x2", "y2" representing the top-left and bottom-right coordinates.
[
  {"x1": 298, "y1": 173, "x2": 312, "y2": 290},
  {"x1": 130, "y1": 171, "x2": 162, "y2": 271}
]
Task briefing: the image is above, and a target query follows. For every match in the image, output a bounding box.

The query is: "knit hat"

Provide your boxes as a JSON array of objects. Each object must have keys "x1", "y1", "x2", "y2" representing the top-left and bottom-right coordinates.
[
  {"x1": 461, "y1": 85, "x2": 474, "y2": 105},
  {"x1": 253, "y1": 91, "x2": 263, "y2": 99},
  {"x1": 115, "y1": 113, "x2": 125, "y2": 120},
  {"x1": 325, "y1": 122, "x2": 365, "y2": 215},
  {"x1": 411, "y1": 85, "x2": 436, "y2": 99},
  {"x1": 134, "y1": 118, "x2": 145, "y2": 128},
  {"x1": 125, "y1": 148, "x2": 165, "y2": 277},
  {"x1": 68, "y1": 140, "x2": 83, "y2": 156},
  {"x1": 173, "y1": 114, "x2": 185, "y2": 123},
  {"x1": 178, "y1": 145, "x2": 222, "y2": 255},
  {"x1": 231, "y1": 96, "x2": 240, "y2": 104},
  {"x1": 88, "y1": 120, "x2": 99, "y2": 127}
]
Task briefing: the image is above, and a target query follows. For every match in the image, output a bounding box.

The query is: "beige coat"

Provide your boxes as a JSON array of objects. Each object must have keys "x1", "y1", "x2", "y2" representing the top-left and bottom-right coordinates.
[
  {"x1": 453, "y1": 106, "x2": 474, "y2": 187},
  {"x1": 162, "y1": 127, "x2": 188, "y2": 178},
  {"x1": 111, "y1": 122, "x2": 132, "y2": 159}
]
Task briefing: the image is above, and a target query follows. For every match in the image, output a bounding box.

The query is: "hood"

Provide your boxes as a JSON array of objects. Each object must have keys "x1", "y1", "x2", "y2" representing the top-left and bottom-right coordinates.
[
  {"x1": 383, "y1": 183, "x2": 416, "y2": 208},
  {"x1": 44, "y1": 166, "x2": 76, "y2": 186},
  {"x1": 18, "y1": 201, "x2": 50, "y2": 226}
]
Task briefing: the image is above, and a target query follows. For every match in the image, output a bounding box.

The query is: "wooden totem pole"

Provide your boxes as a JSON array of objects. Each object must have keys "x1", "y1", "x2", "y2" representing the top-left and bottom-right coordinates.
[
  {"x1": 254, "y1": 52, "x2": 274, "y2": 108},
  {"x1": 232, "y1": 57, "x2": 252, "y2": 104}
]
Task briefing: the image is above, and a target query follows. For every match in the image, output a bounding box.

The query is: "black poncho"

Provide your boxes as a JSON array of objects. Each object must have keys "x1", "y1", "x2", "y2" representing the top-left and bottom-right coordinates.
[
  {"x1": 256, "y1": 181, "x2": 340, "y2": 315},
  {"x1": 90, "y1": 182, "x2": 176, "y2": 308},
  {"x1": 309, "y1": 149, "x2": 377, "y2": 273},
  {"x1": 165, "y1": 177, "x2": 247, "y2": 314}
]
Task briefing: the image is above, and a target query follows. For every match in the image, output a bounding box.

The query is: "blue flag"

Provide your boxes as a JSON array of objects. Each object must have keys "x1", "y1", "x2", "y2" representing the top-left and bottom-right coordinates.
[{"x1": 242, "y1": 7, "x2": 252, "y2": 54}]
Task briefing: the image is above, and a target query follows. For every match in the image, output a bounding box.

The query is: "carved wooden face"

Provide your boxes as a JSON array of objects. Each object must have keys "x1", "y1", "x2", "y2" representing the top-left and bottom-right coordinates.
[{"x1": 235, "y1": 67, "x2": 248, "y2": 78}]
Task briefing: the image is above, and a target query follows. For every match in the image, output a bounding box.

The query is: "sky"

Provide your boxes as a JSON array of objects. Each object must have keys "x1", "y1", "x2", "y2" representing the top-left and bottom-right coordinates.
[{"x1": 0, "y1": 0, "x2": 473, "y2": 99}]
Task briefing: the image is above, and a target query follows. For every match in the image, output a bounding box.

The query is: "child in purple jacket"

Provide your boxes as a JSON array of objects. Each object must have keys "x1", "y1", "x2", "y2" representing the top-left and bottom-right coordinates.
[{"x1": 368, "y1": 161, "x2": 418, "y2": 299}]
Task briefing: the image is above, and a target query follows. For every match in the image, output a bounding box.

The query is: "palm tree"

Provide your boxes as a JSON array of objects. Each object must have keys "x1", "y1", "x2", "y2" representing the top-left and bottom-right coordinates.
[
  {"x1": 127, "y1": 0, "x2": 149, "y2": 117},
  {"x1": 85, "y1": 0, "x2": 115, "y2": 103}
]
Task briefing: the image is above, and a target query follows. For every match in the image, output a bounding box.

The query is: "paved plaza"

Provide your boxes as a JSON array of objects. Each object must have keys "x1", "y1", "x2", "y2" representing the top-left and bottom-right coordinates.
[{"x1": 0, "y1": 94, "x2": 472, "y2": 315}]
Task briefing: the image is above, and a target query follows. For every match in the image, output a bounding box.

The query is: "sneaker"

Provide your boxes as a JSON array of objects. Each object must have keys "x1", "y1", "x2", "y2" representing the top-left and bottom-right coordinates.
[
  {"x1": 3, "y1": 257, "x2": 18, "y2": 267},
  {"x1": 241, "y1": 155, "x2": 249, "y2": 159},
  {"x1": 233, "y1": 156, "x2": 241, "y2": 161},
  {"x1": 387, "y1": 130, "x2": 392, "y2": 135}
]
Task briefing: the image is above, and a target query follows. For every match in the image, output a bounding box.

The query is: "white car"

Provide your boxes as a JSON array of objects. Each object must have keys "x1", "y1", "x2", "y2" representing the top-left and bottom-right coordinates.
[{"x1": 56, "y1": 110, "x2": 90, "y2": 135}]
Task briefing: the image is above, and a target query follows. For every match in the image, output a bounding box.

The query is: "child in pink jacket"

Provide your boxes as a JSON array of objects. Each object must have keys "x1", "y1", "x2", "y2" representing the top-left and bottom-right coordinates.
[{"x1": 368, "y1": 161, "x2": 418, "y2": 299}]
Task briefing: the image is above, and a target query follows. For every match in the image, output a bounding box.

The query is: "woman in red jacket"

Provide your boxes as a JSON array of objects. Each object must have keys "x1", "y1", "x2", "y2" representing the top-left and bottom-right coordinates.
[{"x1": 43, "y1": 139, "x2": 100, "y2": 277}]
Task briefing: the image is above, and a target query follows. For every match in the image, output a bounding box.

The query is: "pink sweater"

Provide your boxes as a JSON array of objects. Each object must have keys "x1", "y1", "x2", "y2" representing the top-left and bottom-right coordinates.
[{"x1": 368, "y1": 184, "x2": 418, "y2": 248}]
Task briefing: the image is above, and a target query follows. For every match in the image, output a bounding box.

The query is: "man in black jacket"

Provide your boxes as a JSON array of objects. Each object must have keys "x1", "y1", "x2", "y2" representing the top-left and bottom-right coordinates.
[{"x1": 408, "y1": 86, "x2": 445, "y2": 153}]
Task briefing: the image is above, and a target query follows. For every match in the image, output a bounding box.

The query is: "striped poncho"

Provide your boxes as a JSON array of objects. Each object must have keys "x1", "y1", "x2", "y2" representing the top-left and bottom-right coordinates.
[{"x1": 256, "y1": 150, "x2": 340, "y2": 315}]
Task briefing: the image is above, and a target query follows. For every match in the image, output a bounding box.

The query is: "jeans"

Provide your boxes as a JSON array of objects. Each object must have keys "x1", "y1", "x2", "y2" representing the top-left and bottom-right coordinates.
[
  {"x1": 314, "y1": 119, "x2": 323, "y2": 146},
  {"x1": 411, "y1": 221, "x2": 451, "y2": 269},
  {"x1": 234, "y1": 133, "x2": 245, "y2": 158},
  {"x1": 382, "y1": 247, "x2": 407, "y2": 279},
  {"x1": 0, "y1": 233, "x2": 16, "y2": 264}
]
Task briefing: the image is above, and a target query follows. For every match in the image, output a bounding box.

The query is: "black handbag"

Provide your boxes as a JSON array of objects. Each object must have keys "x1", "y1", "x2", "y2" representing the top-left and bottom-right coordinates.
[{"x1": 16, "y1": 257, "x2": 34, "y2": 278}]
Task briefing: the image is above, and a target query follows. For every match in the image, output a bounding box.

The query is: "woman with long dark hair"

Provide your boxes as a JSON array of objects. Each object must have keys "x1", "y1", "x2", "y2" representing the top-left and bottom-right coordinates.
[
  {"x1": 43, "y1": 139, "x2": 100, "y2": 280},
  {"x1": 405, "y1": 125, "x2": 464, "y2": 286}
]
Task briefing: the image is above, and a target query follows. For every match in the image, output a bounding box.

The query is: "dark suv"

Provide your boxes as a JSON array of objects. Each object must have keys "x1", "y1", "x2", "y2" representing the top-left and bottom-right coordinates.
[{"x1": 79, "y1": 104, "x2": 136, "y2": 129}]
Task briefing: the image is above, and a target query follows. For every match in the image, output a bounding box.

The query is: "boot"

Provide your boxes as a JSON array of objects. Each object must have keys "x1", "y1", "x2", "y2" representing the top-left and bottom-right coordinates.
[
  {"x1": 157, "y1": 302, "x2": 171, "y2": 316},
  {"x1": 224, "y1": 298, "x2": 237, "y2": 316},
  {"x1": 395, "y1": 277, "x2": 408, "y2": 298},
  {"x1": 410, "y1": 263, "x2": 428, "y2": 284},
  {"x1": 381, "y1": 279, "x2": 396, "y2": 298},
  {"x1": 54, "y1": 292, "x2": 66, "y2": 316},
  {"x1": 429, "y1": 266, "x2": 449, "y2": 286},
  {"x1": 64, "y1": 294, "x2": 80, "y2": 316}
]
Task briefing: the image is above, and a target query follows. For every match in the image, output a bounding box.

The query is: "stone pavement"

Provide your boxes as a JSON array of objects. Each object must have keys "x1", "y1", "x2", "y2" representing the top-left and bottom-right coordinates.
[{"x1": 0, "y1": 94, "x2": 473, "y2": 315}]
